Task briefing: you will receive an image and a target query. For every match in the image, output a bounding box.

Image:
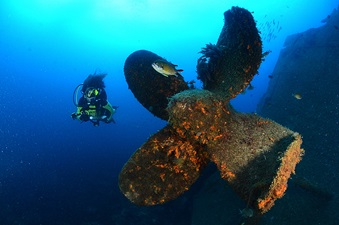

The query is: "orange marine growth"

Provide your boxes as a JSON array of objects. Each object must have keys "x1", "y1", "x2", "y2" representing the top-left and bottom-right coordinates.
[{"x1": 120, "y1": 7, "x2": 304, "y2": 222}]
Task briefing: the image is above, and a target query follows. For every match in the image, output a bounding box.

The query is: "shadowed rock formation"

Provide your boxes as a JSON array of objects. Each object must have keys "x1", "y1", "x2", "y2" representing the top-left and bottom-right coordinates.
[{"x1": 254, "y1": 5, "x2": 339, "y2": 225}]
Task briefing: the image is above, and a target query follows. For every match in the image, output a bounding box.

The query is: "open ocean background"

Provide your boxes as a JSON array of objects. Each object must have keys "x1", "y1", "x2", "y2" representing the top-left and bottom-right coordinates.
[{"x1": 1, "y1": 1, "x2": 338, "y2": 224}]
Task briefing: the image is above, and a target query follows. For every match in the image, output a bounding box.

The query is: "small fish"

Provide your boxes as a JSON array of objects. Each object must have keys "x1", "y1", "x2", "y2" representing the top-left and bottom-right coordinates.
[
  {"x1": 247, "y1": 83, "x2": 254, "y2": 90},
  {"x1": 262, "y1": 50, "x2": 271, "y2": 58},
  {"x1": 321, "y1": 15, "x2": 331, "y2": 23},
  {"x1": 293, "y1": 93, "x2": 302, "y2": 100},
  {"x1": 187, "y1": 80, "x2": 195, "y2": 89},
  {"x1": 151, "y1": 59, "x2": 183, "y2": 77}
]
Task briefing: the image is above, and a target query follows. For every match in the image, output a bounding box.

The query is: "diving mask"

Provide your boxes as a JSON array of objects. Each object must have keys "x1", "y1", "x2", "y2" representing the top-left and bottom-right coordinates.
[{"x1": 85, "y1": 88, "x2": 99, "y2": 98}]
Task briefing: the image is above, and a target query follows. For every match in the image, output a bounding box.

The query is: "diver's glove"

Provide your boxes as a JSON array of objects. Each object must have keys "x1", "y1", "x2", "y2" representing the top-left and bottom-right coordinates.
[
  {"x1": 79, "y1": 113, "x2": 89, "y2": 122},
  {"x1": 71, "y1": 113, "x2": 78, "y2": 120}
]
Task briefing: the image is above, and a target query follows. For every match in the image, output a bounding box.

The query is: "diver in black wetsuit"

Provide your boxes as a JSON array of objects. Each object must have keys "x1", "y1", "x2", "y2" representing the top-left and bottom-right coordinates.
[{"x1": 71, "y1": 73, "x2": 117, "y2": 126}]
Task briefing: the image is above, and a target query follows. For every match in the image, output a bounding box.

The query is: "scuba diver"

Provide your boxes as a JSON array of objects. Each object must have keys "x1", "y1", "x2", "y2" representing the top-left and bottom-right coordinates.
[{"x1": 71, "y1": 73, "x2": 118, "y2": 126}]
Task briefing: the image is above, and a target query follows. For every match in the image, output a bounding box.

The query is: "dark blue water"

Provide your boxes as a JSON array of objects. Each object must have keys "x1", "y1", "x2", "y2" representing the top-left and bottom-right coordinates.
[{"x1": 1, "y1": 1, "x2": 338, "y2": 224}]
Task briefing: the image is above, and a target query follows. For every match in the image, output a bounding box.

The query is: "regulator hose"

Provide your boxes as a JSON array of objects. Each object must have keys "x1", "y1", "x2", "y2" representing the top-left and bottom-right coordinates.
[{"x1": 73, "y1": 84, "x2": 83, "y2": 106}]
